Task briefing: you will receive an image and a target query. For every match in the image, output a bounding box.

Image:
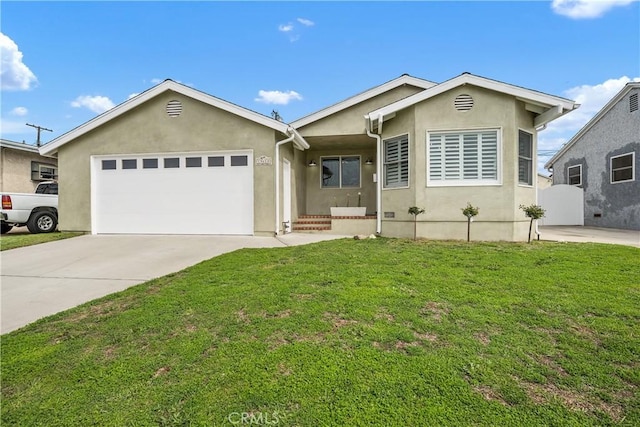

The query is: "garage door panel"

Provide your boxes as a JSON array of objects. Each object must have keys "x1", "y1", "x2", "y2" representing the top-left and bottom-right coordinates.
[{"x1": 94, "y1": 152, "x2": 254, "y2": 235}]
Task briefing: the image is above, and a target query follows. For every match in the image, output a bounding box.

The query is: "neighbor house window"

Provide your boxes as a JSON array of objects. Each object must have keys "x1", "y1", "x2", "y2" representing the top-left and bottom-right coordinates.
[
  {"x1": 384, "y1": 135, "x2": 409, "y2": 188},
  {"x1": 428, "y1": 129, "x2": 499, "y2": 185},
  {"x1": 518, "y1": 130, "x2": 533, "y2": 186},
  {"x1": 567, "y1": 164, "x2": 582, "y2": 186},
  {"x1": 321, "y1": 156, "x2": 360, "y2": 188},
  {"x1": 611, "y1": 152, "x2": 635, "y2": 183},
  {"x1": 31, "y1": 161, "x2": 58, "y2": 181}
]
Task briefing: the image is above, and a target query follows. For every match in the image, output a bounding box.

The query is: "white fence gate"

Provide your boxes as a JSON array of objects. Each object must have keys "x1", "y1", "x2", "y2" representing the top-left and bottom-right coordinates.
[{"x1": 538, "y1": 184, "x2": 584, "y2": 226}]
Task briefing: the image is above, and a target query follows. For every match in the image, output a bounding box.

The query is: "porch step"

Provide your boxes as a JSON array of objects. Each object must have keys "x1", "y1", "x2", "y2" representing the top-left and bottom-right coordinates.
[{"x1": 293, "y1": 215, "x2": 332, "y2": 232}]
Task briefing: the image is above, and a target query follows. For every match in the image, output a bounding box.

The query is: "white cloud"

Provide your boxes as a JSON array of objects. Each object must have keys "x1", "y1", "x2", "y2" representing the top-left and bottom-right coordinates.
[
  {"x1": 297, "y1": 18, "x2": 315, "y2": 26},
  {"x1": 11, "y1": 106, "x2": 28, "y2": 116},
  {"x1": 0, "y1": 33, "x2": 37, "y2": 91},
  {"x1": 128, "y1": 93, "x2": 139, "y2": 99},
  {"x1": 71, "y1": 95, "x2": 115, "y2": 114},
  {"x1": 552, "y1": 0, "x2": 638, "y2": 19},
  {"x1": 150, "y1": 78, "x2": 163, "y2": 85},
  {"x1": 538, "y1": 75, "x2": 640, "y2": 170},
  {"x1": 278, "y1": 24, "x2": 294, "y2": 32},
  {"x1": 254, "y1": 90, "x2": 303, "y2": 105},
  {"x1": 0, "y1": 119, "x2": 30, "y2": 135}
]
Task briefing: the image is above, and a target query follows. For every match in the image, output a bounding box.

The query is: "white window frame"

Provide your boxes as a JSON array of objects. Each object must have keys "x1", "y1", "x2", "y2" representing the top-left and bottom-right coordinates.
[
  {"x1": 383, "y1": 134, "x2": 410, "y2": 189},
  {"x1": 567, "y1": 164, "x2": 582, "y2": 186},
  {"x1": 610, "y1": 152, "x2": 635, "y2": 184},
  {"x1": 426, "y1": 127, "x2": 501, "y2": 187},
  {"x1": 38, "y1": 164, "x2": 58, "y2": 180},
  {"x1": 518, "y1": 129, "x2": 533, "y2": 187},
  {"x1": 319, "y1": 155, "x2": 361, "y2": 189}
]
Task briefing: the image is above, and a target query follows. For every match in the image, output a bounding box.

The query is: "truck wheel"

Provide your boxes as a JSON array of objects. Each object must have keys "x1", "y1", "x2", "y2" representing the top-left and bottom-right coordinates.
[
  {"x1": 27, "y1": 211, "x2": 58, "y2": 234},
  {"x1": 1, "y1": 223, "x2": 13, "y2": 234}
]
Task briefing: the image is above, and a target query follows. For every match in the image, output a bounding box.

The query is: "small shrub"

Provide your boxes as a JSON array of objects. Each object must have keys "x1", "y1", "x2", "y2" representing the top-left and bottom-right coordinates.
[
  {"x1": 520, "y1": 204, "x2": 545, "y2": 243},
  {"x1": 461, "y1": 203, "x2": 479, "y2": 242},
  {"x1": 408, "y1": 207, "x2": 426, "y2": 240}
]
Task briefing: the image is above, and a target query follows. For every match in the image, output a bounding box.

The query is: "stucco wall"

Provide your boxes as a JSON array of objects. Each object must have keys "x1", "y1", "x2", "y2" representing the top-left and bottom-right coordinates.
[
  {"x1": 298, "y1": 86, "x2": 424, "y2": 137},
  {"x1": 379, "y1": 86, "x2": 538, "y2": 241},
  {"x1": 551, "y1": 87, "x2": 640, "y2": 230},
  {"x1": 0, "y1": 147, "x2": 57, "y2": 193},
  {"x1": 304, "y1": 146, "x2": 377, "y2": 215},
  {"x1": 56, "y1": 91, "x2": 283, "y2": 234}
]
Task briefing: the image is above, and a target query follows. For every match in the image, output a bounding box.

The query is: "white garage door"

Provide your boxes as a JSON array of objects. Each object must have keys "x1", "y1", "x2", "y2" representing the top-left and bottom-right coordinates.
[{"x1": 92, "y1": 151, "x2": 253, "y2": 235}]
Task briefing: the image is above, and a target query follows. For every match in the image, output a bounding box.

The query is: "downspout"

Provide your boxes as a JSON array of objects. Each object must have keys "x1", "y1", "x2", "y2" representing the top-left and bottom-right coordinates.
[
  {"x1": 365, "y1": 115, "x2": 383, "y2": 234},
  {"x1": 274, "y1": 129, "x2": 296, "y2": 236}
]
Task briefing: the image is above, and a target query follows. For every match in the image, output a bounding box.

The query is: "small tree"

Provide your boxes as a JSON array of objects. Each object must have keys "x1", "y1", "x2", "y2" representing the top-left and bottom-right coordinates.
[
  {"x1": 408, "y1": 206, "x2": 425, "y2": 241},
  {"x1": 520, "y1": 204, "x2": 545, "y2": 243},
  {"x1": 461, "y1": 202, "x2": 479, "y2": 242}
]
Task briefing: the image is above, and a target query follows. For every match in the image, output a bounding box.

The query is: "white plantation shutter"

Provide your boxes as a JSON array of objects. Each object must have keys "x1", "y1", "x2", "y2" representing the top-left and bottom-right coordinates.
[
  {"x1": 384, "y1": 135, "x2": 409, "y2": 188},
  {"x1": 428, "y1": 129, "x2": 499, "y2": 185}
]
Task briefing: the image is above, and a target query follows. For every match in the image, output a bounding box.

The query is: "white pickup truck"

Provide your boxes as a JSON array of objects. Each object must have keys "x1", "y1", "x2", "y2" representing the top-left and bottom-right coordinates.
[{"x1": 1, "y1": 182, "x2": 59, "y2": 234}]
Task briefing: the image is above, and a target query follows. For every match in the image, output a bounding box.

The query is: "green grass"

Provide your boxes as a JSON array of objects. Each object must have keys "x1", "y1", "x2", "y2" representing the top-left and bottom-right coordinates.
[
  {"x1": 2, "y1": 239, "x2": 639, "y2": 426},
  {"x1": 0, "y1": 231, "x2": 84, "y2": 251}
]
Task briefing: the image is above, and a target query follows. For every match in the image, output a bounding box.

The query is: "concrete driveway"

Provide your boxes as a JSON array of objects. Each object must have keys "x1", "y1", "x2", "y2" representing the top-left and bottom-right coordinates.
[
  {"x1": 538, "y1": 225, "x2": 640, "y2": 247},
  {"x1": 1, "y1": 233, "x2": 347, "y2": 334}
]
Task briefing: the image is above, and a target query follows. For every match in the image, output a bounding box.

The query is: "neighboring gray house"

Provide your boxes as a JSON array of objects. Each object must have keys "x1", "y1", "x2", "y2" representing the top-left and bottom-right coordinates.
[{"x1": 545, "y1": 82, "x2": 640, "y2": 230}]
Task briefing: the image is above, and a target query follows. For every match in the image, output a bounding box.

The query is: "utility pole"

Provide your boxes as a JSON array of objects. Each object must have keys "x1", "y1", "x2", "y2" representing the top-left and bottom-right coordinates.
[{"x1": 26, "y1": 123, "x2": 53, "y2": 147}]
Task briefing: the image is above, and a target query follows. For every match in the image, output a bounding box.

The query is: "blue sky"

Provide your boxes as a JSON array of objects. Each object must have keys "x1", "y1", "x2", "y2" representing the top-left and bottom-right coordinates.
[{"x1": 1, "y1": 0, "x2": 639, "y2": 172}]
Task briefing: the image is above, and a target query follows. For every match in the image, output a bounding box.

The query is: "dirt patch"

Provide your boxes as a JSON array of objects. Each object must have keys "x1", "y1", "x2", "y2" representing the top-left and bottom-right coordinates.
[
  {"x1": 236, "y1": 309, "x2": 251, "y2": 324},
  {"x1": 474, "y1": 332, "x2": 491, "y2": 346},
  {"x1": 520, "y1": 379, "x2": 624, "y2": 422},
  {"x1": 536, "y1": 355, "x2": 569, "y2": 378},
  {"x1": 292, "y1": 293, "x2": 314, "y2": 300},
  {"x1": 421, "y1": 301, "x2": 450, "y2": 321},
  {"x1": 278, "y1": 363, "x2": 292, "y2": 376},
  {"x1": 375, "y1": 309, "x2": 395, "y2": 322},
  {"x1": 153, "y1": 366, "x2": 171, "y2": 378},
  {"x1": 473, "y1": 385, "x2": 509, "y2": 406},
  {"x1": 413, "y1": 331, "x2": 437, "y2": 342},
  {"x1": 323, "y1": 312, "x2": 357, "y2": 329}
]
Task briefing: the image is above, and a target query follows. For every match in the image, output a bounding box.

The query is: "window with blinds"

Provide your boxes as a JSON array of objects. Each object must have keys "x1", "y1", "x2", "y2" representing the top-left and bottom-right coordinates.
[
  {"x1": 518, "y1": 130, "x2": 533, "y2": 186},
  {"x1": 428, "y1": 129, "x2": 499, "y2": 185},
  {"x1": 383, "y1": 135, "x2": 409, "y2": 188}
]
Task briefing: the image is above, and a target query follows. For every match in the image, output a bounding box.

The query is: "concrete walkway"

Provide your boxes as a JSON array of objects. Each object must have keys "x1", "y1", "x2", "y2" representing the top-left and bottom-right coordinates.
[
  {"x1": 1, "y1": 233, "x2": 348, "y2": 334},
  {"x1": 538, "y1": 225, "x2": 640, "y2": 248}
]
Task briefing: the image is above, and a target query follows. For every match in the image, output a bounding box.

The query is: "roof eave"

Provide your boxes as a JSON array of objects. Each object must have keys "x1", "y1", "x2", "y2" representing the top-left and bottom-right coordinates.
[
  {"x1": 291, "y1": 74, "x2": 436, "y2": 129},
  {"x1": 39, "y1": 80, "x2": 292, "y2": 156}
]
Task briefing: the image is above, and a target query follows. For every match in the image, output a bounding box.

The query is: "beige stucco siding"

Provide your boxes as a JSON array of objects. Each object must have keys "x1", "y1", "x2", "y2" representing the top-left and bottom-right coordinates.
[
  {"x1": 298, "y1": 86, "x2": 424, "y2": 137},
  {"x1": 0, "y1": 147, "x2": 57, "y2": 193},
  {"x1": 379, "y1": 85, "x2": 539, "y2": 241},
  {"x1": 56, "y1": 90, "x2": 282, "y2": 234},
  {"x1": 304, "y1": 147, "x2": 377, "y2": 215}
]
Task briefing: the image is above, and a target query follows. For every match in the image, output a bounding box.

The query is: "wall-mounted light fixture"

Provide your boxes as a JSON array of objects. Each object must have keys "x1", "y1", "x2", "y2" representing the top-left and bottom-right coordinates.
[
  {"x1": 365, "y1": 158, "x2": 374, "y2": 165},
  {"x1": 308, "y1": 160, "x2": 317, "y2": 167}
]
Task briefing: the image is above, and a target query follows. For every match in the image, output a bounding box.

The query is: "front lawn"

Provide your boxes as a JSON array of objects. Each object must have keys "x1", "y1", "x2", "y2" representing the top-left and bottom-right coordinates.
[
  {"x1": 2, "y1": 239, "x2": 638, "y2": 426},
  {"x1": 0, "y1": 231, "x2": 84, "y2": 251}
]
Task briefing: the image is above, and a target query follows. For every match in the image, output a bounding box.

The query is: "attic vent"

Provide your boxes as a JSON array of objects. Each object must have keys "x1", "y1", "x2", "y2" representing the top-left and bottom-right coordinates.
[
  {"x1": 630, "y1": 93, "x2": 638, "y2": 112},
  {"x1": 166, "y1": 100, "x2": 182, "y2": 117},
  {"x1": 454, "y1": 94, "x2": 474, "y2": 112}
]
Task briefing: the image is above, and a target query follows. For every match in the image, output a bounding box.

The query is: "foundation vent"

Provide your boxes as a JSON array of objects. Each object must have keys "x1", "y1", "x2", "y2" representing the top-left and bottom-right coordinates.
[
  {"x1": 454, "y1": 94, "x2": 474, "y2": 112},
  {"x1": 166, "y1": 100, "x2": 183, "y2": 117}
]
